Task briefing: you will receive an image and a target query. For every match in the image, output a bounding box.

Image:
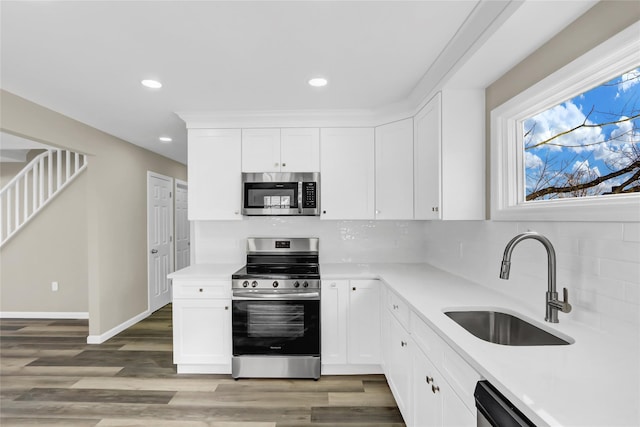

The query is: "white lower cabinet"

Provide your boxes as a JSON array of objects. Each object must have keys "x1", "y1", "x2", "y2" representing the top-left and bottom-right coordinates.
[
  {"x1": 382, "y1": 285, "x2": 480, "y2": 427},
  {"x1": 384, "y1": 307, "x2": 413, "y2": 422},
  {"x1": 321, "y1": 279, "x2": 382, "y2": 374},
  {"x1": 172, "y1": 280, "x2": 231, "y2": 374},
  {"x1": 413, "y1": 346, "x2": 476, "y2": 427}
]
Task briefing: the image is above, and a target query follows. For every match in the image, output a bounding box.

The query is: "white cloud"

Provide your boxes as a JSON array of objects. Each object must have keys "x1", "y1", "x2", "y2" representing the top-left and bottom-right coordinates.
[
  {"x1": 524, "y1": 101, "x2": 604, "y2": 152},
  {"x1": 618, "y1": 68, "x2": 640, "y2": 93},
  {"x1": 525, "y1": 151, "x2": 543, "y2": 169},
  {"x1": 571, "y1": 159, "x2": 600, "y2": 176}
]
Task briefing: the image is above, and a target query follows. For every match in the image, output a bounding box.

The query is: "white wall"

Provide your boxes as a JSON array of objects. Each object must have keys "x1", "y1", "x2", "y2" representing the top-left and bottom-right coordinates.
[{"x1": 194, "y1": 218, "x2": 428, "y2": 265}]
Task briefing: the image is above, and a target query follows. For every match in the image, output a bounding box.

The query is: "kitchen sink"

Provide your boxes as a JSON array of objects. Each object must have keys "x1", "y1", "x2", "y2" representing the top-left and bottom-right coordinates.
[{"x1": 444, "y1": 310, "x2": 573, "y2": 346}]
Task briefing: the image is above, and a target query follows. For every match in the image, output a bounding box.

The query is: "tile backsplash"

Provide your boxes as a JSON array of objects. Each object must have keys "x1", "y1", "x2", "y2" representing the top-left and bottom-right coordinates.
[
  {"x1": 194, "y1": 217, "x2": 428, "y2": 265},
  {"x1": 193, "y1": 217, "x2": 639, "y2": 337},
  {"x1": 422, "y1": 220, "x2": 640, "y2": 338}
]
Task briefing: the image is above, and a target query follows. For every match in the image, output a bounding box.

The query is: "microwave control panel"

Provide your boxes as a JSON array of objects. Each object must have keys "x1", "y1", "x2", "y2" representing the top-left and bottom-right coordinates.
[{"x1": 302, "y1": 182, "x2": 317, "y2": 208}]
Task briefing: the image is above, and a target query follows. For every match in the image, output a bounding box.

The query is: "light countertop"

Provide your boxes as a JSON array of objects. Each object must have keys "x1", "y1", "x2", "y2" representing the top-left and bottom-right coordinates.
[{"x1": 169, "y1": 262, "x2": 640, "y2": 426}]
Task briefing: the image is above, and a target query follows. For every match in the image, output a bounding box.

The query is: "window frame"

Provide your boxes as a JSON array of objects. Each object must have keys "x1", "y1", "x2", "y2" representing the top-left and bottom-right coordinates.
[{"x1": 490, "y1": 21, "x2": 640, "y2": 222}]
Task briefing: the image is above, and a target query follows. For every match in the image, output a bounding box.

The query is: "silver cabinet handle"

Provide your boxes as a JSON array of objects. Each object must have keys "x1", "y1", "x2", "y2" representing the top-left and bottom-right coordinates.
[
  {"x1": 432, "y1": 384, "x2": 440, "y2": 394},
  {"x1": 151, "y1": 249, "x2": 158, "y2": 254},
  {"x1": 426, "y1": 376, "x2": 433, "y2": 384}
]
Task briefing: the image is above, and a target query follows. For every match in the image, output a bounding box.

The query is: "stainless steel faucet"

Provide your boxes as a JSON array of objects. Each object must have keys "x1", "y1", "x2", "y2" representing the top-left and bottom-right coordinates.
[{"x1": 499, "y1": 231, "x2": 572, "y2": 323}]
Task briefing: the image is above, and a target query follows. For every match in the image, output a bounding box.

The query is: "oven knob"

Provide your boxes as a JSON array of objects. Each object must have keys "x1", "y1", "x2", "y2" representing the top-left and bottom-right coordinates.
[
  {"x1": 303, "y1": 281, "x2": 309, "y2": 288},
  {"x1": 242, "y1": 280, "x2": 249, "y2": 288},
  {"x1": 272, "y1": 281, "x2": 279, "y2": 288},
  {"x1": 251, "y1": 281, "x2": 258, "y2": 288},
  {"x1": 293, "y1": 281, "x2": 300, "y2": 288}
]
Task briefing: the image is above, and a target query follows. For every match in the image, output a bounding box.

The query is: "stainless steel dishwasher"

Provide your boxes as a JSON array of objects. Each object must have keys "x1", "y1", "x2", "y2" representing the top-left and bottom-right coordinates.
[{"x1": 474, "y1": 381, "x2": 536, "y2": 427}]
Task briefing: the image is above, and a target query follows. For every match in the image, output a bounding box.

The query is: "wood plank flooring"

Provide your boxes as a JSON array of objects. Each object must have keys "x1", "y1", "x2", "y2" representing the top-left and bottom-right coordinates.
[{"x1": 1, "y1": 305, "x2": 405, "y2": 426}]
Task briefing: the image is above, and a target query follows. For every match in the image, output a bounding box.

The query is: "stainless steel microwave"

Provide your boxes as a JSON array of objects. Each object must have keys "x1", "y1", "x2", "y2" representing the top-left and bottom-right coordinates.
[{"x1": 241, "y1": 172, "x2": 320, "y2": 216}]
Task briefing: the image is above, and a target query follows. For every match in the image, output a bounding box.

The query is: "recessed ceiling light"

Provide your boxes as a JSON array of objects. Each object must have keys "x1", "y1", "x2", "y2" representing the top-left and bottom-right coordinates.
[
  {"x1": 141, "y1": 79, "x2": 162, "y2": 89},
  {"x1": 308, "y1": 77, "x2": 328, "y2": 87},
  {"x1": 159, "y1": 136, "x2": 172, "y2": 142}
]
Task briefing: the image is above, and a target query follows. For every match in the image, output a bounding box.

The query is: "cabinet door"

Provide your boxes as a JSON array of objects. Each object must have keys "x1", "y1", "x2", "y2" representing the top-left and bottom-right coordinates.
[
  {"x1": 241, "y1": 128, "x2": 281, "y2": 172},
  {"x1": 385, "y1": 311, "x2": 413, "y2": 422},
  {"x1": 413, "y1": 346, "x2": 442, "y2": 427},
  {"x1": 320, "y1": 128, "x2": 375, "y2": 220},
  {"x1": 414, "y1": 93, "x2": 442, "y2": 220},
  {"x1": 281, "y1": 128, "x2": 320, "y2": 172},
  {"x1": 188, "y1": 129, "x2": 241, "y2": 220},
  {"x1": 321, "y1": 280, "x2": 349, "y2": 365},
  {"x1": 173, "y1": 298, "x2": 231, "y2": 365},
  {"x1": 441, "y1": 385, "x2": 476, "y2": 427},
  {"x1": 348, "y1": 280, "x2": 381, "y2": 364},
  {"x1": 375, "y1": 119, "x2": 414, "y2": 220}
]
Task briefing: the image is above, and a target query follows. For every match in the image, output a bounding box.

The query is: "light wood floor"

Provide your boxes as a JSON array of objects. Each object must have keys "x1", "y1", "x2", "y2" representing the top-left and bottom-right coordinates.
[{"x1": 0, "y1": 304, "x2": 405, "y2": 426}]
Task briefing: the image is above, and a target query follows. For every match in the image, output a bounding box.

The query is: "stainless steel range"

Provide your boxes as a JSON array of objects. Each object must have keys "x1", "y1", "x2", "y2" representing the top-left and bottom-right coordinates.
[{"x1": 231, "y1": 237, "x2": 320, "y2": 379}]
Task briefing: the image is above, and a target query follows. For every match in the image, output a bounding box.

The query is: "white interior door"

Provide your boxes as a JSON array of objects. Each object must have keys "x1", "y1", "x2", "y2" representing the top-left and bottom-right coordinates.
[
  {"x1": 148, "y1": 172, "x2": 173, "y2": 312},
  {"x1": 175, "y1": 179, "x2": 190, "y2": 271}
]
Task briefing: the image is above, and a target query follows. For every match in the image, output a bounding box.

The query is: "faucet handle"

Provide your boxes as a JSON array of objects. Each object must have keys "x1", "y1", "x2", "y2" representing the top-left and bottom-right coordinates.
[{"x1": 562, "y1": 287, "x2": 572, "y2": 313}]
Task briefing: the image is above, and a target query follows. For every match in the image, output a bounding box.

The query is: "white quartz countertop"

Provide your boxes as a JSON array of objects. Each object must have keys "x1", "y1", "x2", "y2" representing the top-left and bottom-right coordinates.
[
  {"x1": 169, "y1": 262, "x2": 639, "y2": 426},
  {"x1": 168, "y1": 263, "x2": 241, "y2": 280}
]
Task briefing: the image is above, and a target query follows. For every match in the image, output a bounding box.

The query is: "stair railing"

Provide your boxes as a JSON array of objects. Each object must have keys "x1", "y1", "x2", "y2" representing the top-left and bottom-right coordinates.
[{"x1": 0, "y1": 149, "x2": 88, "y2": 248}]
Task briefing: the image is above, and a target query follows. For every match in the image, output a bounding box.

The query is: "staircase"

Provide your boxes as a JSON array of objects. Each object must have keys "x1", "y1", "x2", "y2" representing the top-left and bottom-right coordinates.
[{"x1": 0, "y1": 149, "x2": 87, "y2": 248}]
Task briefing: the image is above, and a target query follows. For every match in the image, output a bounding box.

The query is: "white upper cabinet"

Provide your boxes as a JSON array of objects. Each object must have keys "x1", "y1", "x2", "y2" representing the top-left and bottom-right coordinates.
[
  {"x1": 320, "y1": 128, "x2": 375, "y2": 220},
  {"x1": 375, "y1": 118, "x2": 414, "y2": 220},
  {"x1": 281, "y1": 128, "x2": 320, "y2": 171},
  {"x1": 188, "y1": 129, "x2": 242, "y2": 220},
  {"x1": 414, "y1": 90, "x2": 485, "y2": 220},
  {"x1": 242, "y1": 128, "x2": 320, "y2": 172},
  {"x1": 414, "y1": 93, "x2": 442, "y2": 220},
  {"x1": 241, "y1": 129, "x2": 281, "y2": 172}
]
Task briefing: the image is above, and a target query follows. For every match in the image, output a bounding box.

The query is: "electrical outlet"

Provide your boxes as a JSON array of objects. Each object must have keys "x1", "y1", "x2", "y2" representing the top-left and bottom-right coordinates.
[{"x1": 51, "y1": 281, "x2": 58, "y2": 292}]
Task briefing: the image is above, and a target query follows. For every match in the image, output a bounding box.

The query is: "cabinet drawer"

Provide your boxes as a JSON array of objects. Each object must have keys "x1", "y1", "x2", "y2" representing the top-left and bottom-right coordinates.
[
  {"x1": 410, "y1": 311, "x2": 444, "y2": 367},
  {"x1": 173, "y1": 281, "x2": 230, "y2": 299},
  {"x1": 387, "y1": 289, "x2": 410, "y2": 330},
  {"x1": 442, "y1": 344, "x2": 481, "y2": 413}
]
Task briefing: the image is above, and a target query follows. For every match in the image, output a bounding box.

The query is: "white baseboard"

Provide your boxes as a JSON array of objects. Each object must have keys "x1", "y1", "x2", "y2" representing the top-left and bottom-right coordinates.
[
  {"x1": 321, "y1": 364, "x2": 384, "y2": 375},
  {"x1": 0, "y1": 311, "x2": 89, "y2": 319},
  {"x1": 176, "y1": 364, "x2": 231, "y2": 374},
  {"x1": 86, "y1": 309, "x2": 150, "y2": 344}
]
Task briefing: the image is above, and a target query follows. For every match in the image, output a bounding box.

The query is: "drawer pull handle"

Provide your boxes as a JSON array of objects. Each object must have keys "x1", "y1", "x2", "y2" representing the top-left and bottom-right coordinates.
[
  {"x1": 199, "y1": 288, "x2": 203, "y2": 292},
  {"x1": 432, "y1": 384, "x2": 440, "y2": 394},
  {"x1": 352, "y1": 287, "x2": 356, "y2": 291},
  {"x1": 426, "y1": 376, "x2": 433, "y2": 384},
  {"x1": 393, "y1": 304, "x2": 398, "y2": 309},
  {"x1": 400, "y1": 341, "x2": 407, "y2": 347},
  {"x1": 225, "y1": 306, "x2": 229, "y2": 310}
]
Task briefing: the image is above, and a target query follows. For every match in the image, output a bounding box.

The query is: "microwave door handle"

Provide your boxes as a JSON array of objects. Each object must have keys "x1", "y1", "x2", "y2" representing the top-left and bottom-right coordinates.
[{"x1": 298, "y1": 181, "x2": 303, "y2": 214}]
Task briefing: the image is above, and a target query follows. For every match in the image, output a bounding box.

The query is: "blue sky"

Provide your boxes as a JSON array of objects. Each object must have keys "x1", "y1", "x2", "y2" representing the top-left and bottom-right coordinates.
[{"x1": 523, "y1": 67, "x2": 640, "y2": 199}]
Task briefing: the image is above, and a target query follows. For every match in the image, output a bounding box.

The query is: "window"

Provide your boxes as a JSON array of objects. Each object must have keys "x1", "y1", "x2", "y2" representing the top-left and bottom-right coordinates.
[{"x1": 491, "y1": 22, "x2": 640, "y2": 221}]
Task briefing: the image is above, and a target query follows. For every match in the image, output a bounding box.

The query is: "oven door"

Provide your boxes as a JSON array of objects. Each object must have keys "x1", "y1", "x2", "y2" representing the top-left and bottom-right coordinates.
[{"x1": 232, "y1": 296, "x2": 320, "y2": 356}]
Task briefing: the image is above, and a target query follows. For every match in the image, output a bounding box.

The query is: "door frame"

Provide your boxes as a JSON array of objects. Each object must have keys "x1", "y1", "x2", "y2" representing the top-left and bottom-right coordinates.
[
  {"x1": 147, "y1": 171, "x2": 174, "y2": 312},
  {"x1": 174, "y1": 178, "x2": 191, "y2": 269}
]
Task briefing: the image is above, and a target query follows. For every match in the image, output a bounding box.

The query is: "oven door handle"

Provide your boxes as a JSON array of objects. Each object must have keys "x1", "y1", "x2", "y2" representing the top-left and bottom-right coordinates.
[{"x1": 232, "y1": 291, "x2": 320, "y2": 300}]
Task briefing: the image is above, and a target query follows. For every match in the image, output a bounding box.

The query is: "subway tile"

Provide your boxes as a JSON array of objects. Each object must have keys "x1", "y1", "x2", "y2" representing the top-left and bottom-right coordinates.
[
  {"x1": 600, "y1": 258, "x2": 640, "y2": 284},
  {"x1": 578, "y1": 238, "x2": 640, "y2": 263},
  {"x1": 622, "y1": 223, "x2": 640, "y2": 242}
]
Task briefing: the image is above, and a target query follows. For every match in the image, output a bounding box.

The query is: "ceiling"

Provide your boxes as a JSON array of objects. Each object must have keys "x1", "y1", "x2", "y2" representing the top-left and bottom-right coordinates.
[{"x1": 0, "y1": 1, "x2": 596, "y2": 165}]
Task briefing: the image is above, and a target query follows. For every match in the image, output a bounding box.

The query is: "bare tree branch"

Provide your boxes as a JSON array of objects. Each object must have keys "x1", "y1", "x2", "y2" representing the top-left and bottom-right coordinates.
[
  {"x1": 525, "y1": 113, "x2": 640, "y2": 150},
  {"x1": 526, "y1": 160, "x2": 640, "y2": 201}
]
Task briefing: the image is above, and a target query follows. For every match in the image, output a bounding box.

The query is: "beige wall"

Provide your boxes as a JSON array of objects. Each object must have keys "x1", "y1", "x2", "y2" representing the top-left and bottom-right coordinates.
[
  {"x1": 0, "y1": 90, "x2": 186, "y2": 336},
  {"x1": 486, "y1": 0, "x2": 640, "y2": 121}
]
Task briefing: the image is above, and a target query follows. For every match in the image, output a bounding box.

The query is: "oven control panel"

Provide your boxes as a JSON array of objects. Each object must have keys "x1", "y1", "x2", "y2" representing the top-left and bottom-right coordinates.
[{"x1": 232, "y1": 278, "x2": 320, "y2": 290}]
